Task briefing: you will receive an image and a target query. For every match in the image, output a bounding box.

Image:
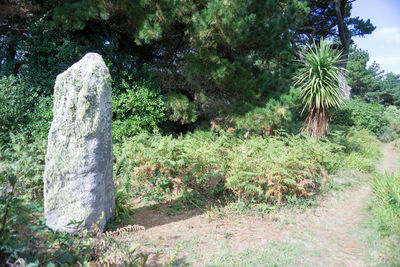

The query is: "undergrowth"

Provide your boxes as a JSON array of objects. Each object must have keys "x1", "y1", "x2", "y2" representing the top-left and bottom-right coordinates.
[
  {"x1": 114, "y1": 126, "x2": 379, "y2": 206},
  {"x1": 0, "y1": 124, "x2": 381, "y2": 265}
]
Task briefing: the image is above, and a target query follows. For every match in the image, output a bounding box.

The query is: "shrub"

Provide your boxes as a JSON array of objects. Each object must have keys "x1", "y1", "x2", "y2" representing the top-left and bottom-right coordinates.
[
  {"x1": 329, "y1": 127, "x2": 380, "y2": 172},
  {"x1": 112, "y1": 80, "x2": 165, "y2": 141},
  {"x1": 225, "y1": 134, "x2": 343, "y2": 203},
  {"x1": 384, "y1": 106, "x2": 400, "y2": 135},
  {"x1": 0, "y1": 76, "x2": 53, "y2": 145},
  {"x1": 0, "y1": 134, "x2": 47, "y2": 200},
  {"x1": 332, "y1": 98, "x2": 390, "y2": 137},
  {"x1": 0, "y1": 76, "x2": 37, "y2": 144},
  {"x1": 371, "y1": 172, "x2": 400, "y2": 265},
  {"x1": 164, "y1": 93, "x2": 198, "y2": 125},
  {"x1": 211, "y1": 88, "x2": 300, "y2": 136}
]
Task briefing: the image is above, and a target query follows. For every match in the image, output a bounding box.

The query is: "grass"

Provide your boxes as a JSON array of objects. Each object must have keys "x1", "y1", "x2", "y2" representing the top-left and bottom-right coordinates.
[
  {"x1": 370, "y1": 172, "x2": 400, "y2": 265},
  {"x1": 207, "y1": 241, "x2": 307, "y2": 266}
]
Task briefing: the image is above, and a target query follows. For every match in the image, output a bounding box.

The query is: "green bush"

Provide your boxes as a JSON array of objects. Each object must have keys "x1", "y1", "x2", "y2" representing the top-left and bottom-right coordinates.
[
  {"x1": 0, "y1": 76, "x2": 37, "y2": 143},
  {"x1": 164, "y1": 93, "x2": 198, "y2": 125},
  {"x1": 112, "y1": 80, "x2": 165, "y2": 141},
  {"x1": 225, "y1": 134, "x2": 343, "y2": 203},
  {"x1": 384, "y1": 106, "x2": 400, "y2": 134},
  {"x1": 211, "y1": 88, "x2": 300, "y2": 136},
  {"x1": 332, "y1": 98, "x2": 390, "y2": 137},
  {"x1": 0, "y1": 75, "x2": 53, "y2": 144},
  {"x1": 0, "y1": 134, "x2": 47, "y2": 200},
  {"x1": 329, "y1": 127, "x2": 380, "y2": 172}
]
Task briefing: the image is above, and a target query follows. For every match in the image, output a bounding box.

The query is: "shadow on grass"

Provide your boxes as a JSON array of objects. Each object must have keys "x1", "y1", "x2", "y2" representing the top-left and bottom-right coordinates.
[{"x1": 116, "y1": 195, "x2": 226, "y2": 230}]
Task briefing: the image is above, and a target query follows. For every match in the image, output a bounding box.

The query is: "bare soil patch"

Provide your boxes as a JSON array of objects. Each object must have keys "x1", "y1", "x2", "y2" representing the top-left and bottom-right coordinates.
[{"x1": 379, "y1": 142, "x2": 398, "y2": 173}]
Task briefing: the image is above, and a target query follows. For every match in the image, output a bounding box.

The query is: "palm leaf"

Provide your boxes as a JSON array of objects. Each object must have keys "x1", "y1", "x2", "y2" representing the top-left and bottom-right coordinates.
[{"x1": 295, "y1": 39, "x2": 344, "y2": 137}]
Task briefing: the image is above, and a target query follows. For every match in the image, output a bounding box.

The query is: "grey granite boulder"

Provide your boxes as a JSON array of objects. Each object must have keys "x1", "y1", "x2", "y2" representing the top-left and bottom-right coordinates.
[{"x1": 44, "y1": 53, "x2": 115, "y2": 233}]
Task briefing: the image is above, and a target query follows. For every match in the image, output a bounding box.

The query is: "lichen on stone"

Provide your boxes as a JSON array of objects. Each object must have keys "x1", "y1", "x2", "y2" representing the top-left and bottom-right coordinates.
[{"x1": 44, "y1": 53, "x2": 115, "y2": 234}]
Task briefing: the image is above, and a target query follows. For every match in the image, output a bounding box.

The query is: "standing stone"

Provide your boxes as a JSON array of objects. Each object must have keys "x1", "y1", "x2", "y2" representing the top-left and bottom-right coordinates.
[{"x1": 44, "y1": 53, "x2": 115, "y2": 233}]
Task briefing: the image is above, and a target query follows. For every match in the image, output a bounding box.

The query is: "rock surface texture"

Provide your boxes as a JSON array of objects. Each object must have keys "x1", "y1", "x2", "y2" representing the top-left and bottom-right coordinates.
[{"x1": 44, "y1": 53, "x2": 115, "y2": 233}]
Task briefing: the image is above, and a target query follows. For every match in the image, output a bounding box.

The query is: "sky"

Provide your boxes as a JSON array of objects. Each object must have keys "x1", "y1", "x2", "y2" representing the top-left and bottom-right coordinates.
[{"x1": 352, "y1": 0, "x2": 400, "y2": 74}]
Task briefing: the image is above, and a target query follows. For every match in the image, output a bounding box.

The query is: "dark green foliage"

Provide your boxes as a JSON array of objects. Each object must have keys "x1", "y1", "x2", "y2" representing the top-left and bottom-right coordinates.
[
  {"x1": 347, "y1": 47, "x2": 400, "y2": 107},
  {"x1": 0, "y1": 76, "x2": 31, "y2": 138},
  {"x1": 297, "y1": 1, "x2": 375, "y2": 44},
  {"x1": 332, "y1": 98, "x2": 389, "y2": 136},
  {"x1": 211, "y1": 88, "x2": 300, "y2": 136},
  {"x1": 36, "y1": 0, "x2": 307, "y2": 105},
  {"x1": 112, "y1": 79, "x2": 165, "y2": 141},
  {"x1": 0, "y1": 76, "x2": 38, "y2": 143},
  {"x1": 165, "y1": 93, "x2": 198, "y2": 125},
  {"x1": 370, "y1": 73, "x2": 400, "y2": 107},
  {"x1": 185, "y1": 0, "x2": 306, "y2": 99},
  {"x1": 0, "y1": 75, "x2": 54, "y2": 144},
  {"x1": 347, "y1": 46, "x2": 383, "y2": 96},
  {"x1": 19, "y1": 23, "x2": 90, "y2": 96}
]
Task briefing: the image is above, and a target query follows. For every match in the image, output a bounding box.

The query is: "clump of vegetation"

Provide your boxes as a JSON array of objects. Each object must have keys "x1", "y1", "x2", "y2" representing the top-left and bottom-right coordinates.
[
  {"x1": 372, "y1": 173, "x2": 400, "y2": 236},
  {"x1": 332, "y1": 98, "x2": 394, "y2": 140},
  {"x1": 371, "y1": 172, "x2": 400, "y2": 265},
  {"x1": 330, "y1": 128, "x2": 380, "y2": 172},
  {"x1": 113, "y1": 127, "x2": 378, "y2": 206},
  {"x1": 384, "y1": 106, "x2": 400, "y2": 136},
  {"x1": 210, "y1": 89, "x2": 300, "y2": 137},
  {"x1": 0, "y1": 76, "x2": 51, "y2": 144},
  {"x1": 112, "y1": 79, "x2": 165, "y2": 141},
  {"x1": 1, "y1": 0, "x2": 398, "y2": 264}
]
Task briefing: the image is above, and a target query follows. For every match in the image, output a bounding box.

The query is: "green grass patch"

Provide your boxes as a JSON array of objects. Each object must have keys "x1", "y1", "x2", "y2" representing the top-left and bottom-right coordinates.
[{"x1": 370, "y1": 172, "x2": 400, "y2": 265}]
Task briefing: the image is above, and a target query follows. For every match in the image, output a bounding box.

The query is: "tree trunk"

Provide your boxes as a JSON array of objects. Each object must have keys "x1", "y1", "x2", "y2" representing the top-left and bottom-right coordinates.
[{"x1": 334, "y1": 0, "x2": 351, "y2": 99}]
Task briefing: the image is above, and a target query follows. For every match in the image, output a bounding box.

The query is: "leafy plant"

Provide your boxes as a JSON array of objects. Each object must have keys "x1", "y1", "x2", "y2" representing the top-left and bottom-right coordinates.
[
  {"x1": 164, "y1": 93, "x2": 198, "y2": 125},
  {"x1": 384, "y1": 105, "x2": 400, "y2": 137},
  {"x1": 332, "y1": 98, "x2": 391, "y2": 140},
  {"x1": 295, "y1": 40, "x2": 343, "y2": 137},
  {"x1": 0, "y1": 76, "x2": 37, "y2": 144},
  {"x1": 214, "y1": 89, "x2": 300, "y2": 136},
  {"x1": 112, "y1": 79, "x2": 165, "y2": 141}
]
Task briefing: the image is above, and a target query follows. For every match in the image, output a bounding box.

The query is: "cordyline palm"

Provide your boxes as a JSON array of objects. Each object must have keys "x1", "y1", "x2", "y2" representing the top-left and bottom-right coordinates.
[{"x1": 295, "y1": 40, "x2": 343, "y2": 138}]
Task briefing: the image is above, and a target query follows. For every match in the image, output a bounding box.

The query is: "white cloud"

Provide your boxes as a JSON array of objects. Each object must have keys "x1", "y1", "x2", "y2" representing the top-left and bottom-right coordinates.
[
  {"x1": 370, "y1": 56, "x2": 400, "y2": 74},
  {"x1": 375, "y1": 27, "x2": 400, "y2": 46}
]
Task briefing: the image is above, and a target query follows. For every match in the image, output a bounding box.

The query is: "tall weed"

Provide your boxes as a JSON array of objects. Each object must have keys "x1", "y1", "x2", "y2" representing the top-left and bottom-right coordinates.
[{"x1": 371, "y1": 172, "x2": 400, "y2": 236}]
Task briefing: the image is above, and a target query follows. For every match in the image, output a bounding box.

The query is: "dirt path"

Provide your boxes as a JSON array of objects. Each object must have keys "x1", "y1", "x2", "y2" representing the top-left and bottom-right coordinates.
[
  {"x1": 125, "y1": 143, "x2": 398, "y2": 266},
  {"x1": 380, "y1": 142, "x2": 398, "y2": 173}
]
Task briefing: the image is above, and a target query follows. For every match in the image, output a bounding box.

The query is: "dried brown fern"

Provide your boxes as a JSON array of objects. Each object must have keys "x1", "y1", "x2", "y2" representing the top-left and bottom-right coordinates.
[{"x1": 88, "y1": 223, "x2": 146, "y2": 266}]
